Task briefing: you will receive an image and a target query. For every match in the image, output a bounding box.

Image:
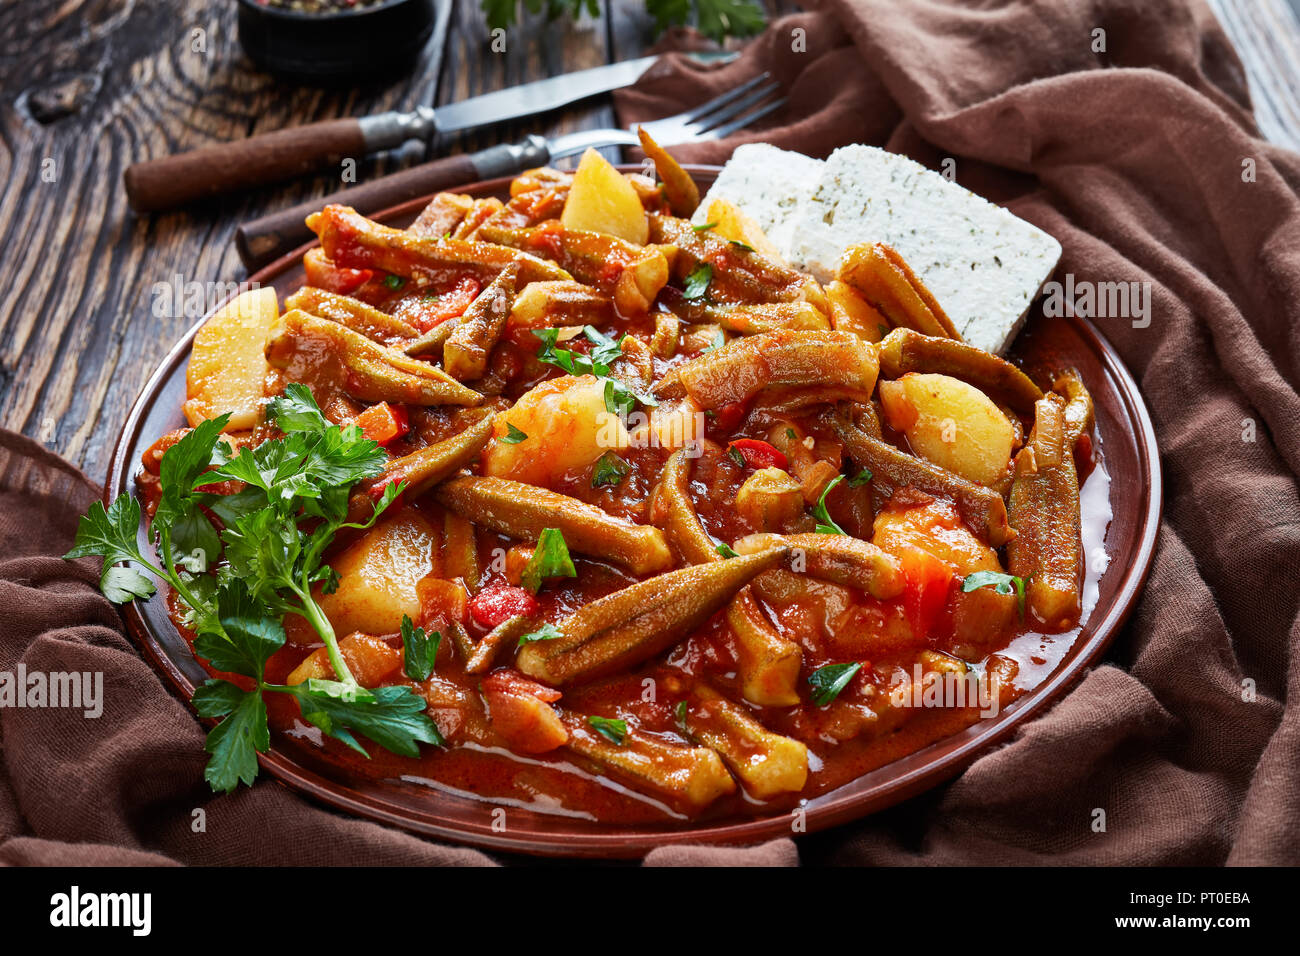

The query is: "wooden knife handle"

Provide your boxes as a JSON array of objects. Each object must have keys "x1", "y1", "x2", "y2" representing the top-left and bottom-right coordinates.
[
  {"x1": 235, "y1": 137, "x2": 550, "y2": 272},
  {"x1": 124, "y1": 118, "x2": 368, "y2": 213}
]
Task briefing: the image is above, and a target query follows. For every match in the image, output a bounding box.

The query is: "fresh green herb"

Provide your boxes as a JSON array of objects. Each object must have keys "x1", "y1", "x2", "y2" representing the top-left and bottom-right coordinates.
[
  {"x1": 482, "y1": 0, "x2": 764, "y2": 45},
  {"x1": 675, "y1": 699, "x2": 689, "y2": 730},
  {"x1": 785, "y1": 427, "x2": 797, "y2": 440},
  {"x1": 591, "y1": 451, "x2": 630, "y2": 488},
  {"x1": 520, "y1": 528, "x2": 577, "y2": 594},
  {"x1": 501, "y1": 422, "x2": 528, "y2": 444},
  {"x1": 66, "y1": 384, "x2": 442, "y2": 792},
  {"x1": 961, "y1": 570, "x2": 1027, "y2": 619},
  {"x1": 692, "y1": 221, "x2": 718, "y2": 233},
  {"x1": 683, "y1": 262, "x2": 712, "y2": 301},
  {"x1": 812, "y1": 474, "x2": 847, "y2": 535},
  {"x1": 192, "y1": 677, "x2": 267, "y2": 791},
  {"x1": 727, "y1": 444, "x2": 747, "y2": 468},
  {"x1": 275, "y1": 680, "x2": 440, "y2": 759},
  {"x1": 401, "y1": 614, "x2": 440, "y2": 682},
  {"x1": 603, "y1": 378, "x2": 637, "y2": 419},
  {"x1": 517, "y1": 622, "x2": 564, "y2": 647},
  {"x1": 533, "y1": 326, "x2": 655, "y2": 417},
  {"x1": 705, "y1": 327, "x2": 726, "y2": 352},
  {"x1": 533, "y1": 327, "x2": 598, "y2": 378},
  {"x1": 715, "y1": 542, "x2": 739, "y2": 559},
  {"x1": 847, "y1": 467, "x2": 873, "y2": 487},
  {"x1": 583, "y1": 324, "x2": 626, "y2": 368},
  {"x1": 383, "y1": 274, "x2": 405, "y2": 291},
  {"x1": 65, "y1": 494, "x2": 159, "y2": 603},
  {"x1": 588, "y1": 715, "x2": 628, "y2": 745},
  {"x1": 684, "y1": 0, "x2": 766, "y2": 42},
  {"x1": 808, "y1": 662, "x2": 862, "y2": 706},
  {"x1": 729, "y1": 239, "x2": 754, "y2": 253}
]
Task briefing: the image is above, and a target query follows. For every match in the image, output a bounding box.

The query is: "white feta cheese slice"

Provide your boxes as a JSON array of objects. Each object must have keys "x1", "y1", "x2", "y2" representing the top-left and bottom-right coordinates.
[
  {"x1": 785, "y1": 144, "x2": 1061, "y2": 354},
  {"x1": 691, "y1": 143, "x2": 825, "y2": 254}
]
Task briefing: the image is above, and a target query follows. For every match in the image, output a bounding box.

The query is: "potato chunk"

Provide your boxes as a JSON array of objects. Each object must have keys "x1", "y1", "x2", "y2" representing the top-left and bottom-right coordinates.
[
  {"x1": 482, "y1": 670, "x2": 568, "y2": 754},
  {"x1": 316, "y1": 510, "x2": 437, "y2": 637},
  {"x1": 483, "y1": 375, "x2": 630, "y2": 487},
  {"x1": 286, "y1": 633, "x2": 402, "y2": 687},
  {"x1": 872, "y1": 497, "x2": 1002, "y2": 576},
  {"x1": 561, "y1": 148, "x2": 649, "y2": 245},
  {"x1": 184, "y1": 286, "x2": 279, "y2": 430},
  {"x1": 700, "y1": 198, "x2": 785, "y2": 262},
  {"x1": 873, "y1": 497, "x2": 1016, "y2": 644},
  {"x1": 628, "y1": 396, "x2": 704, "y2": 452},
  {"x1": 878, "y1": 372, "x2": 1014, "y2": 486}
]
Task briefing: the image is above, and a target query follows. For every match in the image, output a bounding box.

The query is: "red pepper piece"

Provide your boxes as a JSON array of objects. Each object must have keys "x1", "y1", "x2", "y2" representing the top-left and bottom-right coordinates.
[
  {"x1": 728, "y1": 438, "x2": 789, "y2": 470},
  {"x1": 898, "y1": 546, "x2": 954, "y2": 641},
  {"x1": 469, "y1": 582, "x2": 540, "y2": 629},
  {"x1": 351, "y1": 402, "x2": 409, "y2": 446},
  {"x1": 411, "y1": 276, "x2": 481, "y2": 333}
]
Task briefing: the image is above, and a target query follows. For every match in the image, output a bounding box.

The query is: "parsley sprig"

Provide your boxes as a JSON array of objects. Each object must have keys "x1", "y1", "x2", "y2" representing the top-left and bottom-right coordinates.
[
  {"x1": 961, "y1": 570, "x2": 1027, "y2": 619},
  {"x1": 533, "y1": 326, "x2": 656, "y2": 418},
  {"x1": 812, "y1": 475, "x2": 847, "y2": 535},
  {"x1": 683, "y1": 262, "x2": 712, "y2": 301},
  {"x1": 808, "y1": 662, "x2": 862, "y2": 706},
  {"x1": 66, "y1": 384, "x2": 442, "y2": 792},
  {"x1": 588, "y1": 715, "x2": 628, "y2": 745},
  {"x1": 517, "y1": 622, "x2": 564, "y2": 647},
  {"x1": 591, "y1": 451, "x2": 630, "y2": 488},
  {"x1": 520, "y1": 527, "x2": 578, "y2": 594},
  {"x1": 401, "y1": 614, "x2": 440, "y2": 682}
]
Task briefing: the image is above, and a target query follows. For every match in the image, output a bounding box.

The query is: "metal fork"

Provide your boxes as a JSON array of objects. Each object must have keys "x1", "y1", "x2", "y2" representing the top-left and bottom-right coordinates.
[
  {"x1": 546, "y1": 72, "x2": 786, "y2": 159},
  {"x1": 236, "y1": 75, "x2": 786, "y2": 271}
]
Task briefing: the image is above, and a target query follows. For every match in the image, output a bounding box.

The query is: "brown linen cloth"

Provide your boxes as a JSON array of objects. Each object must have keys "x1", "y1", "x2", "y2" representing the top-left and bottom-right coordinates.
[{"x1": 2, "y1": 0, "x2": 1298, "y2": 865}]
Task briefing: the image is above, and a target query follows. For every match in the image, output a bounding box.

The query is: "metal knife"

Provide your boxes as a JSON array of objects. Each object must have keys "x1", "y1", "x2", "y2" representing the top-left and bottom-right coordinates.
[{"x1": 125, "y1": 55, "x2": 668, "y2": 213}]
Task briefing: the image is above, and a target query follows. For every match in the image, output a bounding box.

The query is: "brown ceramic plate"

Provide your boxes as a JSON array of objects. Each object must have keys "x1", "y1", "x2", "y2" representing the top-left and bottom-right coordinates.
[{"x1": 108, "y1": 166, "x2": 1162, "y2": 858}]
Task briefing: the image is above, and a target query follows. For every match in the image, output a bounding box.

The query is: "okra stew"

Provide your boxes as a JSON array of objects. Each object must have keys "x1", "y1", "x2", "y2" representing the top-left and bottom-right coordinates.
[{"x1": 128, "y1": 142, "x2": 1098, "y2": 821}]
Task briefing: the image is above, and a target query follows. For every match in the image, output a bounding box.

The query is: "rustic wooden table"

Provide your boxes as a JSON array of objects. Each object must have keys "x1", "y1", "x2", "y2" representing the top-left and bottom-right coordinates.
[{"x1": 2, "y1": 0, "x2": 1297, "y2": 484}]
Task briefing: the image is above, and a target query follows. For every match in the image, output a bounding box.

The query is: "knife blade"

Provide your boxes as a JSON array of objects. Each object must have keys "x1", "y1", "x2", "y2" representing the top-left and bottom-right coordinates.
[
  {"x1": 234, "y1": 59, "x2": 753, "y2": 270},
  {"x1": 125, "y1": 54, "x2": 679, "y2": 213},
  {"x1": 422, "y1": 54, "x2": 661, "y2": 137}
]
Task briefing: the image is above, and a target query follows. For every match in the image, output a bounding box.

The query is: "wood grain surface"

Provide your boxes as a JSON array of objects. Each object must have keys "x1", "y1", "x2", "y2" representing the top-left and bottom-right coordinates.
[{"x1": 0, "y1": 0, "x2": 1295, "y2": 485}]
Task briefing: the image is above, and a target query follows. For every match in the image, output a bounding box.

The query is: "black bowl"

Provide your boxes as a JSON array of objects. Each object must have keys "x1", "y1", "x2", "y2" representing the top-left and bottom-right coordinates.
[{"x1": 236, "y1": 0, "x2": 440, "y2": 84}]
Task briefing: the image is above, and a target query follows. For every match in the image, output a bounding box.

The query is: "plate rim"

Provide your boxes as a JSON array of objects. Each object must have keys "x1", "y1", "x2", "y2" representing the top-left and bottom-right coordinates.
[{"x1": 107, "y1": 166, "x2": 1163, "y2": 858}]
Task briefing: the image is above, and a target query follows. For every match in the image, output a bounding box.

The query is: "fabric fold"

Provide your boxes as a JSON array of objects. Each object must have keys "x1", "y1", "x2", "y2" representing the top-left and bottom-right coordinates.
[{"x1": 3, "y1": 0, "x2": 1297, "y2": 865}]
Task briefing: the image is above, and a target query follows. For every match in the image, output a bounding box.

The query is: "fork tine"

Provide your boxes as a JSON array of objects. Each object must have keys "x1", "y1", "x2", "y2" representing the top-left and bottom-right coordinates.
[
  {"x1": 627, "y1": 70, "x2": 785, "y2": 148},
  {"x1": 699, "y1": 96, "x2": 787, "y2": 141},
  {"x1": 675, "y1": 72, "x2": 773, "y2": 124},
  {"x1": 688, "y1": 81, "x2": 782, "y2": 134}
]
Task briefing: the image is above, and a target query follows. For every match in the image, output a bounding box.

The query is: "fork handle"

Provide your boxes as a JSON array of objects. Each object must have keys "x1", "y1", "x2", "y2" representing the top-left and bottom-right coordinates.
[{"x1": 235, "y1": 136, "x2": 551, "y2": 272}]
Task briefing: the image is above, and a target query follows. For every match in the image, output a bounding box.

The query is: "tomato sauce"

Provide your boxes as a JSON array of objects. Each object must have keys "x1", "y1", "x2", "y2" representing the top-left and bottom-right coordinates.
[{"x1": 146, "y1": 175, "x2": 1108, "y2": 822}]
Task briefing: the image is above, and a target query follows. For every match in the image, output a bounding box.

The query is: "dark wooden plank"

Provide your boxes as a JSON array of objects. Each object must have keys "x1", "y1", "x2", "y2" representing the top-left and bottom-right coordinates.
[
  {"x1": 0, "y1": 0, "x2": 617, "y2": 482},
  {"x1": 1209, "y1": 0, "x2": 1300, "y2": 148},
  {"x1": 437, "y1": 0, "x2": 617, "y2": 161}
]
